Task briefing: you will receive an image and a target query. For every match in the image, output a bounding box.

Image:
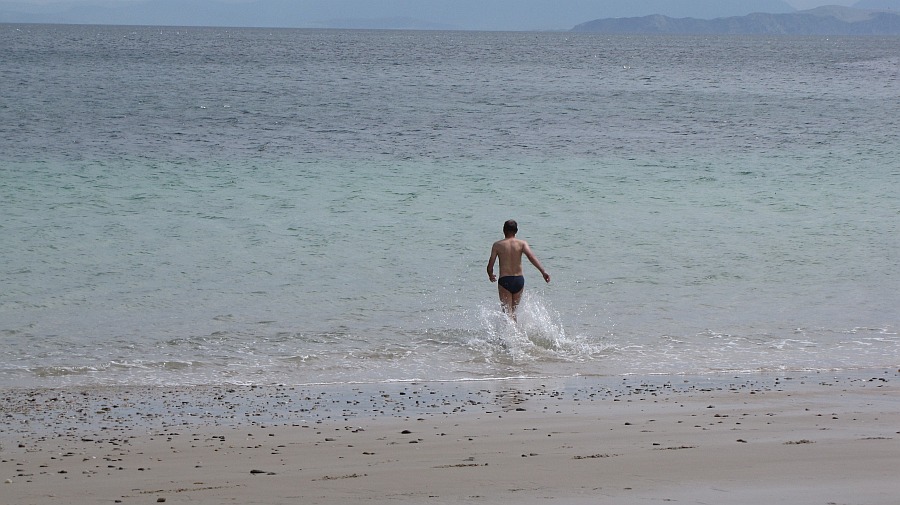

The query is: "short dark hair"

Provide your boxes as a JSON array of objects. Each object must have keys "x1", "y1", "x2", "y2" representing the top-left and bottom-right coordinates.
[{"x1": 503, "y1": 219, "x2": 518, "y2": 235}]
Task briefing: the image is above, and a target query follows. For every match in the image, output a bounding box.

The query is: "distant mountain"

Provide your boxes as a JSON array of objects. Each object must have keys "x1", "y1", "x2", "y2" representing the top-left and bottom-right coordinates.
[
  {"x1": 0, "y1": 0, "x2": 796, "y2": 30},
  {"x1": 572, "y1": 6, "x2": 900, "y2": 35},
  {"x1": 854, "y1": 0, "x2": 900, "y2": 11}
]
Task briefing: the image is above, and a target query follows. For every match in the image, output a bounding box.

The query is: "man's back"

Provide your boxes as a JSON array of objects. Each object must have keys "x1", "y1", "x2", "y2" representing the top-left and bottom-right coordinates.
[{"x1": 491, "y1": 237, "x2": 527, "y2": 277}]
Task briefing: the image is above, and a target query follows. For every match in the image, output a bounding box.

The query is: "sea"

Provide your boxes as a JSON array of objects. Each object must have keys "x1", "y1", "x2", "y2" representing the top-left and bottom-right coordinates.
[{"x1": 1, "y1": 25, "x2": 898, "y2": 388}]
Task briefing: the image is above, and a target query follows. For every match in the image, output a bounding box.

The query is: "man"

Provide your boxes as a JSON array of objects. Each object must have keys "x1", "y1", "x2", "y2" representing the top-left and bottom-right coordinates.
[{"x1": 487, "y1": 220, "x2": 550, "y2": 321}]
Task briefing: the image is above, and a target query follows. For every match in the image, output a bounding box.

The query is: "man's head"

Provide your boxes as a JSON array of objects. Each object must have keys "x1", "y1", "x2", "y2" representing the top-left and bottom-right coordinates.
[{"x1": 503, "y1": 219, "x2": 518, "y2": 237}]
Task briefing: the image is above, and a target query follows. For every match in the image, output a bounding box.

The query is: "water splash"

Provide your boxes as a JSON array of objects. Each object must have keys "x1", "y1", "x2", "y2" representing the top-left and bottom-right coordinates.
[{"x1": 471, "y1": 292, "x2": 603, "y2": 365}]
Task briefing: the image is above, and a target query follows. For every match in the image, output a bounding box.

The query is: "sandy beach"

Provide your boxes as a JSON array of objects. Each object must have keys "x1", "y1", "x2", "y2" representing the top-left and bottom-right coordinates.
[{"x1": 2, "y1": 370, "x2": 897, "y2": 505}]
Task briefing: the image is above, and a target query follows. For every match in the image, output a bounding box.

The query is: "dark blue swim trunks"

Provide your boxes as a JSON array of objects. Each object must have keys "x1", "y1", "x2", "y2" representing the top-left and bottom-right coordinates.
[{"x1": 498, "y1": 275, "x2": 525, "y2": 294}]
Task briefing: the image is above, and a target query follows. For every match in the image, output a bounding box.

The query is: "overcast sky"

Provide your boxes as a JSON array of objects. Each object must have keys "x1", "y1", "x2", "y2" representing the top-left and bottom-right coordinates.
[
  {"x1": 1, "y1": 0, "x2": 872, "y2": 31},
  {"x1": 8, "y1": 0, "x2": 860, "y2": 6},
  {"x1": 787, "y1": 0, "x2": 857, "y2": 7}
]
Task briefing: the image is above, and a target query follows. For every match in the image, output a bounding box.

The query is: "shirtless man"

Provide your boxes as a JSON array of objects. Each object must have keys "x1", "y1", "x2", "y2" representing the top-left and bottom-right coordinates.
[{"x1": 487, "y1": 220, "x2": 550, "y2": 321}]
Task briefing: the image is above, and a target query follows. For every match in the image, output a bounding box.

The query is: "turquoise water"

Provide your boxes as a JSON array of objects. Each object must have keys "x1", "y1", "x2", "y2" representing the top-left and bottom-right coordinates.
[{"x1": 1, "y1": 26, "x2": 898, "y2": 386}]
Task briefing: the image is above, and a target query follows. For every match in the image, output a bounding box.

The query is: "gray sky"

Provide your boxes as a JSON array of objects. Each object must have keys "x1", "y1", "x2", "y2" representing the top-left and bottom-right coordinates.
[
  {"x1": 0, "y1": 0, "x2": 871, "y2": 31},
  {"x1": 8, "y1": 0, "x2": 860, "y2": 6},
  {"x1": 788, "y1": 0, "x2": 857, "y2": 7}
]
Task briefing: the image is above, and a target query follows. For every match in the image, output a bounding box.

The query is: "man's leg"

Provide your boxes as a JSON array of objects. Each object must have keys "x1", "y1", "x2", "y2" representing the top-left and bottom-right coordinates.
[
  {"x1": 509, "y1": 290, "x2": 523, "y2": 322},
  {"x1": 498, "y1": 285, "x2": 515, "y2": 321}
]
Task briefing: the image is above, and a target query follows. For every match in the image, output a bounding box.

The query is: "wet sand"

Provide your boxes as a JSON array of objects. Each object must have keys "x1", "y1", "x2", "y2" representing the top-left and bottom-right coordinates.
[{"x1": 2, "y1": 370, "x2": 898, "y2": 504}]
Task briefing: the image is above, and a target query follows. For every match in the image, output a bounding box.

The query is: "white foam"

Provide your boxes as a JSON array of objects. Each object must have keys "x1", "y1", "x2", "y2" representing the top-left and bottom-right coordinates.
[{"x1": 470, "y1": 292, "x2": 607, "y2": 365}]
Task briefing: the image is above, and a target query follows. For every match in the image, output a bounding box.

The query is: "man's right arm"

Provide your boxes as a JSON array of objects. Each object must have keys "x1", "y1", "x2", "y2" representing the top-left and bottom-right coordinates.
[{"x1": 487, "y1": 244, "x2": 498, "y2": 282}]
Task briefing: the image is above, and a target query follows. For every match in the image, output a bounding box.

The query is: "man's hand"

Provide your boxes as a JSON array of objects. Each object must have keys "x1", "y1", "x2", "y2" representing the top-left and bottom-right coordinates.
[
  {"x1": 488, "y1": 273, "x2": 497, "y2": 282},
  {"x1": 542, "y1": 271, "x2": 550, "y2": 283}
]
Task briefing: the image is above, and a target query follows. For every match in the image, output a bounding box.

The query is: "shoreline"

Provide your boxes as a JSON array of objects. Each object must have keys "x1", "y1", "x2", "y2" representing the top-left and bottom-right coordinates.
[{"x1": 2, "y1": 369, "x2": 898, "y2": 504}]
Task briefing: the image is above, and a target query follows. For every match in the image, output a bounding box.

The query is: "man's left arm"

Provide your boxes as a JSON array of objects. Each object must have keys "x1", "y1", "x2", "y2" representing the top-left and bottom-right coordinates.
[{"x1": 524, "y1": 244, "x2": 550, "y2": 283}]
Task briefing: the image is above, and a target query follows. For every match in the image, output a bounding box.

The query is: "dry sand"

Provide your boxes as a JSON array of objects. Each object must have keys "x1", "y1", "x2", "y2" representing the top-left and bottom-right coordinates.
[{"x1": 2, "y1": 370, "x2": 898, "y2": 504}]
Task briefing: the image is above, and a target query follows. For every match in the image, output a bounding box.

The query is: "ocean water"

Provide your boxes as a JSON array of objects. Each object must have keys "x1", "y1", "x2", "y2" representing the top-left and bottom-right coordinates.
[{"x1": 1, "y1": 25, "x2": 898, "y2": 387}]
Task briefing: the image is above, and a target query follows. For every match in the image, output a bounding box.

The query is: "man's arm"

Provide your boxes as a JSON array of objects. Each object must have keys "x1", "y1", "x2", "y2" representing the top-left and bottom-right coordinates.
[
  {"x1": 523, "y1": 243, "x2": 550, "y2": 283},
  {"x1": 487, "y1": 244, "x2": 498, "y2": 282}
]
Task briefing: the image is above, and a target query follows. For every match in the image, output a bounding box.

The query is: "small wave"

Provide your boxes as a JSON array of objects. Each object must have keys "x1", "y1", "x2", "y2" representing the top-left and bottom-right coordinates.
[
  {"x1": 282, "y1": 354, "x2": 320, "y2": 364},
  {"x1": 30, "y1": 359, "x2": 201, "y2": 378},
  {"x1": 31, "y1": 365, "x2": 103, "y2": 377}
]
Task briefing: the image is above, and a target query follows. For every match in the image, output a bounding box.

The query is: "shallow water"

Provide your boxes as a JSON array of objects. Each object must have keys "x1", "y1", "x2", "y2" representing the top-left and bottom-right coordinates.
[{"x1": 1, "y1": 26, "x2": 898, "y2": 386}]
